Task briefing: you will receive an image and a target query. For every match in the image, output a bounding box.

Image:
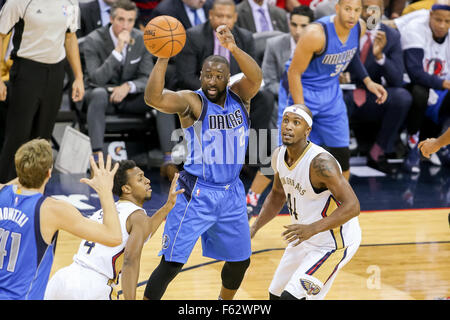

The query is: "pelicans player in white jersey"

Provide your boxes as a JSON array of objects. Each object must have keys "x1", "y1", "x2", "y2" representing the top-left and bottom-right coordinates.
[
  {"x1": 45, "y1": 160, "x2": 184, "y2": 300},
  {"x1": 250, "y1": 104, "x2": 361, "y2": 300}
]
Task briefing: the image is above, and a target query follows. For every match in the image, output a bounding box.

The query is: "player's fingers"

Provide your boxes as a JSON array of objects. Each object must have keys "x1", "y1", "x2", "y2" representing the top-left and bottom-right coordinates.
[
  {"x1": 89, "y1": 155, "x2": 99, "y2": 175},
  {"x1": 174, "y1": 188, "x2": 185, "y2": 195},
  {"x1": 105, "y1": 154, "x2": 112, "y2": 172},
  {"x1": 97, "y1": 152, "x2": 105, "y2": 171},
  {"x1": 110, "y1": 162, "x2": 119, "y2": 175}
]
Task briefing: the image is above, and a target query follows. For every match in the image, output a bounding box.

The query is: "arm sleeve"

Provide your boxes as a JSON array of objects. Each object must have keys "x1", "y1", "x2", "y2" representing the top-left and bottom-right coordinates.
[{"x1": 404, "y1": 48, "x2": 444, "y2": 89}]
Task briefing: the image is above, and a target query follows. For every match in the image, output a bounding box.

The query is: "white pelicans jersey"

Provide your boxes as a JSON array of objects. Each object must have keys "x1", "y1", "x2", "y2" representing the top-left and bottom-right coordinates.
[
  {"x1": 274, "y1": 142, "x2": 361, "y2": 250},
  {"x1": 73, "y1": 201, "x2": 147, "y2": 283}
]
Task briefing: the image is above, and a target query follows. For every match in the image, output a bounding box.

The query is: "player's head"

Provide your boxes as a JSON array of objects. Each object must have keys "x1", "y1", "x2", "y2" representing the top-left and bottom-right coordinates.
[
  {"x1": 209, "y1": 0, "x2": 238, "y2": 30},
  {"x1": 200, "y1": 55, "x2": 230, "y2": 102},
  {"x1": 110, "y1": 0, "x2": 138, "y2": 37},
  {"x1": 113, "y1": 160, "x2": 152, "y2": 203},
  {"x1": 336, "y1": 0, "x2": 362, "y2": 30},
  {"x1": 429, "y1": 1, "x2": 450, "y2": 39},
  {"x1": 281, "y1": 104, "x2": 313, "y2": 146},
  {"x1": 289, "y1": 6, "x2": 314, "y2": 43},
  {"x1": 361, "y1": 0, "x2": 383, "y2": 29},
  {"x1": 15, "y1": 139, "x2": 53, "y2": 189}
]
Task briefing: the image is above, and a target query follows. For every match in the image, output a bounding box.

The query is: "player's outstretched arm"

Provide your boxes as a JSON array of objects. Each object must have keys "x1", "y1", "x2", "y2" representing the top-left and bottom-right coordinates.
[
  {"x1": 250, "y1": 148, "x2": 286, "y2": 238},
  {"x1": 250, "y1": 172, "x2": 286, "y2": 239},
  {"x1": 216, "y1": 25, "x2": 262, "y2": 104},
  {"x1": 282, "y1": 153, "x2": 360, "y2": 246},
  {"x1": 40, "y1": 154, "x2": 122, "y2": 247},
  {"x1": 288, "y1": 24, "x2": 324, "y2": 105},
  {"x1": 144, "y1": 58, "x2": 199, "y2": 115},
  {"x1": 419, "y1": 127, "x2": 450, "y2": 158}
]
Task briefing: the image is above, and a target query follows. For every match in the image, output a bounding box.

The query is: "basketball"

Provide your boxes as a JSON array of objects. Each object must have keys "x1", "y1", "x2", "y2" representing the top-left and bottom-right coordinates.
[{"x1": 143, "y1": 15, "x2": 186, "y2": 58}]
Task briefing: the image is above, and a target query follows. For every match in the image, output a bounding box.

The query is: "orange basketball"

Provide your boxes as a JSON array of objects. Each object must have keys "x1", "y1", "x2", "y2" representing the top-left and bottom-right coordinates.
[{"x1": 143, "y1": 16, "x2": 186, "y2": 58}]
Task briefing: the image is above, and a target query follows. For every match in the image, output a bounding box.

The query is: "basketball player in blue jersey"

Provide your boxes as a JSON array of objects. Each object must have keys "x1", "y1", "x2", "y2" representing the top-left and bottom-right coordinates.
[
  {"x1": 287, "y1": 0, "x2": 388, "y2": 179},
  {"x1": 143, "y1": 24, "x2": 262, "y2": 300},
  {"x1": 0, "y1": 139, "x2": 122, "y2": 300}
]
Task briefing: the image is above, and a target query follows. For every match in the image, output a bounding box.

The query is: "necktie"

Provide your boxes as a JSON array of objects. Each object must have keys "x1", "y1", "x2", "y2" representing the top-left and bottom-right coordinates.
[
  {"x1": 258, "y1": 8, "x2": 270, "y2": 32},
  {"x1": 190, "y1": 8, "x2": 201, "y2": 26},
  {"x1": 353, "y1": 34, "x2": 372, "y2": 107}
]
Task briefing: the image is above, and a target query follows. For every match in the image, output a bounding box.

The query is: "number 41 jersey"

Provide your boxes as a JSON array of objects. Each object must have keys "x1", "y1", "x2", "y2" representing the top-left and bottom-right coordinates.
[
  {"x1": 275, "y1": 142, "x2": 361, "y2": 250},
  {"x1": 0, "y1": 185, "x2": 55, "y2": 300}
]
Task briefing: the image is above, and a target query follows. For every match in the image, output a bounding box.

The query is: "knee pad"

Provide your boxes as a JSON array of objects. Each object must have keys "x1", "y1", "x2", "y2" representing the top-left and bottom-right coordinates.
[
  {"x1": 323, "y1": 146, "x2": 350, "y2": 172},
  {"x1": 144, "y1": 256, "x2": 183, "y2": 299},
  {"x1": 221, "y1": 258, "x2": 251, "y2": 290},
  {"x1": 280, "y1": 290, "x2": 306, "y2": 300}
]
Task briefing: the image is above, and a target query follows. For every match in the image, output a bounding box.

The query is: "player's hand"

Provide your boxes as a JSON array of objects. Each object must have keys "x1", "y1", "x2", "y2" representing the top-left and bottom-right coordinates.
[
  {"x1": 418, "y1": 138, "x2": 441, "y2": 158},
  {"x1": 365, "y1": 80, "x2": 387, "y2": 104},
  {"x1": 80, "y1": 153, "x2": 119, "y2": 194},
  {"x1": 72, "y1": 77, "x2": 85, "y2": 102},
  {"x1": 0, "y1": 80, "x2": 7, "y2": 101},
  {"x1": 165, "y1": 172, "x2": 185, "y2": 210},
  {"x1": 216, "y1": 25, "x2": 237, "y2": 52},
  {"x1": 282, "y1": 224, "x2": 315, "y2": 247}
]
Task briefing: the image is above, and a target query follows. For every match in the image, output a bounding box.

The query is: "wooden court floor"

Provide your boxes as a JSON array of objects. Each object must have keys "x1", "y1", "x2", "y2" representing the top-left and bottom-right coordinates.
[{"x1": 50, "y1": 208, "x2": 450, "y2": 300}]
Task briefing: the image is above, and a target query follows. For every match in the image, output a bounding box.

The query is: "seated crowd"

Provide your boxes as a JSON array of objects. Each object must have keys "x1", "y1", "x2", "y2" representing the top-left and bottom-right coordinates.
[{"x1": 0, "y1": 0, "x2": 449, "y2": 200}]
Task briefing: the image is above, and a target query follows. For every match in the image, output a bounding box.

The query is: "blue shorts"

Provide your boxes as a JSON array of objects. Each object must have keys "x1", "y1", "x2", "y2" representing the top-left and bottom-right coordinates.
[
  {"x1": 280, "y1": 84, "x2": 350, "y2": 148},
  {"x1": 159, "y1": 171, "x2": 252, "y2": 264}
]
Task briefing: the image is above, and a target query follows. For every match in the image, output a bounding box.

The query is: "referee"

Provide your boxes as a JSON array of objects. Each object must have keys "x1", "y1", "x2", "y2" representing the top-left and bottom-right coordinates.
[{"x1": 0, "y1": 0, "x2": 84, "y2": 183}]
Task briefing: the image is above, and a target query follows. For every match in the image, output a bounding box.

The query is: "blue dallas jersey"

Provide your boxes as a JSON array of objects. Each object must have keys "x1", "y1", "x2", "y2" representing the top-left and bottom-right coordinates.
[
  {"x1": 0, "y1": 185, "x2": 57, "y2": 300},
  {"x1": 299, "y1": 15, "x2": 360, "y2": 91},
  {"x1": 183, "y1": 87, "x2": 250, "y2": 184}
]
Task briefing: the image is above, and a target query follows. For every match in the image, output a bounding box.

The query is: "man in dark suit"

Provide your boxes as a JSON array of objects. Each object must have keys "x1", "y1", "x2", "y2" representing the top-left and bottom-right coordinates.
[
  {"x1": 77, "y1": 0, "x2": 117, "y2": 39},
  {"x1": 150, "y1": 0, "x2": 214, "y2": 30},
  {"x1": 83, "y1": 0, "x2": 177, "y2": 175},
  {"x1": 343, "y1": 0, "x2": 412, "y2": 174},
  {"x1": 236, "y1": 0, "x2": 289, "y2": 33}
]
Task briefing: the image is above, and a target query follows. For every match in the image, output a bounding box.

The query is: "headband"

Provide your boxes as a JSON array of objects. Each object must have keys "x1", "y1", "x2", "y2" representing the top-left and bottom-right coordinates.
[
  {"x1": 283, "y1": 105, "x2": 313, "y2": 127},
  {"x1": 431, "y1": 4, "x2": 450, "y2": 11}
]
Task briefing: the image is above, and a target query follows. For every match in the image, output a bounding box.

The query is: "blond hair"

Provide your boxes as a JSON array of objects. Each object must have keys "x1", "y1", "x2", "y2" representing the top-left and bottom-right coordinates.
[{"x1": 14, "y1": 139, "x2": 53, "y2": 188}]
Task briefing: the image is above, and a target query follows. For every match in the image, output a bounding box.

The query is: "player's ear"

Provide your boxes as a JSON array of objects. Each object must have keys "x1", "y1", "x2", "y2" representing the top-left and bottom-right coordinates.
[{"x1": 121, "y1": 184, "x2": 132, "y2": 195}]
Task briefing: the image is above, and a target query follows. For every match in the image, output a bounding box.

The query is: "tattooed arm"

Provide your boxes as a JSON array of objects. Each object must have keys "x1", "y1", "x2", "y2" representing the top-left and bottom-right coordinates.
[{"x1": 282, "y1": 153, "x2": 360, "y2": 246}]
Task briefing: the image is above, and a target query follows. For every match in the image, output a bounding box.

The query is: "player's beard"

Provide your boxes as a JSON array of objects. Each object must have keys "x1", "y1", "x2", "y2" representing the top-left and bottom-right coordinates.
[{"x1": 203, "y1": 87, "x2": 225, "y2": 103}]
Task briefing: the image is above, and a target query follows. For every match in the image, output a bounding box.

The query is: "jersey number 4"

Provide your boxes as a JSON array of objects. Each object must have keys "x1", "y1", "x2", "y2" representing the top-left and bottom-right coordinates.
[{"x1": 287, "y1": 193, "x2": 299, "y2": 220}]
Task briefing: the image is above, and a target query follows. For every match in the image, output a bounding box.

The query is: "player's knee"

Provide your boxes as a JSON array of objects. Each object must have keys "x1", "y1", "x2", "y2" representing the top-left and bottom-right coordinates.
[
  {"x1": 221, "y1": 258, "x2": 251, "y2": 290},
  {"x1": 324, "y1": 146, "x2": 350, "y2": 172}
]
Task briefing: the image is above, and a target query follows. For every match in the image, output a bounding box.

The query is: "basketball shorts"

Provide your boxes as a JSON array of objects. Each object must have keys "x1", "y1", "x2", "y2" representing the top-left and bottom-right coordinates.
[
  {"x1": 44, "y1": 262, "x2": 119, "y2": 300},
  {"x1": 269, "y1": 239, "x2": 360, "y2": 300},
  {"x1": 280, "y1": 85, "x2": 350, "y2": 148},
  {"x1": 160, "y1": 170, "x2": 252, "y2": 264}
]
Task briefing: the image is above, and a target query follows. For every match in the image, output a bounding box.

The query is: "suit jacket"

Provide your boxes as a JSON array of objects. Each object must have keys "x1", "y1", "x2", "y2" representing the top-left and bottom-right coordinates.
[
  {"x1": 150, "y1": 0, "x2": 213, "y2": 30},
  {"x1": 261, "y1": 32, "x2": 291, "y2": 96},
  {"x1": 352, "y1": 24, "x2": 404, "y2": 88},
  {"x1": 83, "y1": 25, "x2": 154, "y2": 92},
  {"x1": 236, "y1": 0, "x2": 289, "y2": 33},
  {"x1": 175, "y1": 21, "x2": 256, "y2": 90},
  {"x1": 77, "y1": 0, "x2": 102, "y2": 38}
]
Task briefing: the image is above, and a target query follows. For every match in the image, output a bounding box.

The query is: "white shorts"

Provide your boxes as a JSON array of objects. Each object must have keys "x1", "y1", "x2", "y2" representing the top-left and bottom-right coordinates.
[
  {"x1": 44, "y1": 262, "x2": 118, "y2": 300},
  {"x1": 269, "y1": 240, "x2": 360, "y2": 300}
]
